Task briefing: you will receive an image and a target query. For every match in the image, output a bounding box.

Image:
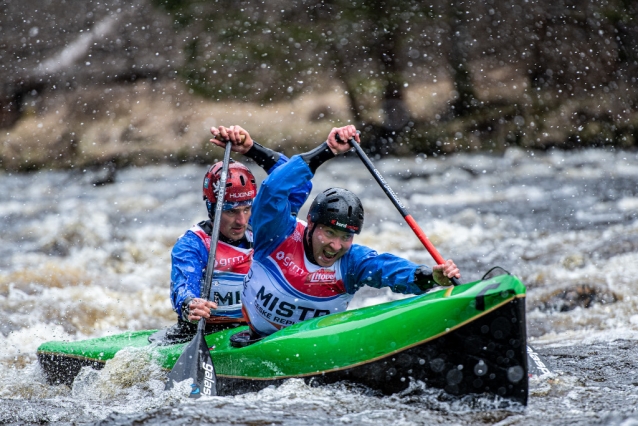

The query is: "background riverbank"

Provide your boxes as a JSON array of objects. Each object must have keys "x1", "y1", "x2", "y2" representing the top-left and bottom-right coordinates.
[{"x1": 2, "y1": 0, "x2": 637, "y2": 173}]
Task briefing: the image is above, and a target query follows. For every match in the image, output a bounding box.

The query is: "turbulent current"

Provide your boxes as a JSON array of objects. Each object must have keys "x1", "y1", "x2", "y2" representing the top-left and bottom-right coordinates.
[{"x1": 1, "y1": 147, "x2": 637, "y2": 425}]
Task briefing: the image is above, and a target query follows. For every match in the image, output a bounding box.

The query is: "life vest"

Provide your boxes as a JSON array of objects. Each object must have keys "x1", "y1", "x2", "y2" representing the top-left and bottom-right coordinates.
[
  {"x1": 243, "y1": 221, "x2": 353, "y2": 335},
  {"x1": 191, "y1": 224, "x2": 253, "y2": 323}
]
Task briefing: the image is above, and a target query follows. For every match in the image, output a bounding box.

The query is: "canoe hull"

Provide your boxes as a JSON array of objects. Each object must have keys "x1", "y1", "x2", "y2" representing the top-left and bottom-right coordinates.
[
  {"x1": 37, "y1": 274, "x2": 528, "y2": 404},
  {"x1": 215, "y1": 297, "x2": 527, "y2": 404}
]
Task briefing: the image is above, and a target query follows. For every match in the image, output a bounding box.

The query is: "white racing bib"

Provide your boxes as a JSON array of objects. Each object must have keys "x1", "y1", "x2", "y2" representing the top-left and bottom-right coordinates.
[
  {"x1": 192, "y1": 225, "x2": 253, "y2": 321},
  {"x1": 243, "y1": 222, "x2": 353, "y2": 335}
]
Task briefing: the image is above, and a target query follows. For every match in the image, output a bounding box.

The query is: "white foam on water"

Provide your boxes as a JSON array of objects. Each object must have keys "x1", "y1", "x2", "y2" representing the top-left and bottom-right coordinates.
[
  {"x1": 532, "y1": 328, "x2": 638, "y2": 348},
  {"x1": 1, "y1": 148, "x2": 638, "y2": 424},
  {"x1": 411, "y1": 184, "x2": 547, "y2": 207},
  {"x1": 0, "y1": 324, "x2": 72, "y2": 361},
  {"x1": 618, "y1": 197, "x2": 638, "y2": 212},
  {"x1": 230, "y1": 377, "x2": 520, "y2": 424}
]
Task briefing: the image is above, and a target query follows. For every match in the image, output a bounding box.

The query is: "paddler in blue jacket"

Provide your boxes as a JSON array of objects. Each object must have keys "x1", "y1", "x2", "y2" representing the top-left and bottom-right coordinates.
[
  {"x1": 157, "y1": 125, "x2": 310, "y2": 344},
  {"x1": 239, "y1": 125, "x2": 461, "y2": 338}
]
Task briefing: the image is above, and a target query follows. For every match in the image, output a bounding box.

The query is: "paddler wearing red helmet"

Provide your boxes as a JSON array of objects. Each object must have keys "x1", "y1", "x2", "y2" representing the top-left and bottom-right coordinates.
[{"x1": 164, "y1": 125, "x2": 311, "y2": 343}]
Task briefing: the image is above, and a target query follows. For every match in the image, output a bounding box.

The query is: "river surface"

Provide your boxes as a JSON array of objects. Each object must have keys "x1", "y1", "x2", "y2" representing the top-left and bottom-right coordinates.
[{"x1": 1, "y1": 147, "x2": 638, "y2": 425}]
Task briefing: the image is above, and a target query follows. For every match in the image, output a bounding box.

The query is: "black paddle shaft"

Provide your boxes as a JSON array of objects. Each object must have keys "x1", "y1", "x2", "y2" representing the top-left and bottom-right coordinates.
[
  {"x1": 341, "y1": 136, "x2": 409, "y2": 217},
  {"x1": 202, "y1": 141, "x2": 233, "y2": 298},
  {"x1": 337, "y1": 133, "x2": 461, "y2": 286},
  {"x1": 165, "y1": 141, "x2": 232, "y2": 397}
]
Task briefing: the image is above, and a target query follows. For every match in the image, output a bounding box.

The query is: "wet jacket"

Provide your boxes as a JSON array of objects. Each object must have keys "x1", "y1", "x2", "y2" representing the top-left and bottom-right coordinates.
[
  {"x1": 242, "y1": 155, "x2": 433, "y2": 336},
  {"x1": 170, "y1": 148, "x2": 311, "y2": 322}
]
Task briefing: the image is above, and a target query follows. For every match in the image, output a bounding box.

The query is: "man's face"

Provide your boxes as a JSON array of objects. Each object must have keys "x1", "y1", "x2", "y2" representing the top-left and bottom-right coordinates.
[
  {"x1": 219, "y1": 205, "x2": 252, "y2": 241},
  {"x1": 307, "y1": 221, "x2": 354, "y2": 267}
]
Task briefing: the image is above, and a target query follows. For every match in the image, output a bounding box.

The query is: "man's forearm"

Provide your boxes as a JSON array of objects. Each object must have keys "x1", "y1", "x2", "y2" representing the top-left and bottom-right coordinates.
[
  {"x1": 244, "y1": 141, "x2": 281, "y2": 171},
  {"x1": 413, "y1": 266, "x2": 436, "y2": 291},
  {"x1": 300, "y1": 141, "x2": 336, "y2": 174},
  {"x1": 180, "y1": 297, "x2": 194, "y2": 321}
]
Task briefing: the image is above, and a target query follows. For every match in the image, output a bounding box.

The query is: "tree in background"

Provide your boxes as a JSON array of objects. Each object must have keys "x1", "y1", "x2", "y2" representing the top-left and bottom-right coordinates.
[
  {"x1": 2, "y1": 0, "x2": 637, "y2": 173},
  {"x1": 152, "y1": 0, "x2": 488, "y2": 154},
  {"x1": 602, "y1": 0, "x2": 638, "y2": 81},
  {"x1": 153, "y1": 0, "x2": 638, "y2": 154},
  {"x1": 446, "y1": 0, "x2": 479, "y2": 117}
]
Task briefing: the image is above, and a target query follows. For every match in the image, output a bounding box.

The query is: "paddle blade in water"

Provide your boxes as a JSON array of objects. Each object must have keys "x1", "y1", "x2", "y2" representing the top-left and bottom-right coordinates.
[
  {"x1": 527, "y1": 345, "x2": 553, "y2": 378},
  {"x1": 164, "y1": 320, "x2": 217, "y2": 397}
]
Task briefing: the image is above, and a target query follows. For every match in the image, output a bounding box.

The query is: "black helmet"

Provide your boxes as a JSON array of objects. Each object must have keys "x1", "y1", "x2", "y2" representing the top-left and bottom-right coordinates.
[{"x1": 308, "y1": 188, "x2": 364, "y2": 234}]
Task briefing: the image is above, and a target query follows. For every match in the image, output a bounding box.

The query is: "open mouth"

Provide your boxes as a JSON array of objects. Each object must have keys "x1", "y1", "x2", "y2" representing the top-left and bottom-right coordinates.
[{"x1": 322, "y1": 249, "x2": 337, "y2": 260}]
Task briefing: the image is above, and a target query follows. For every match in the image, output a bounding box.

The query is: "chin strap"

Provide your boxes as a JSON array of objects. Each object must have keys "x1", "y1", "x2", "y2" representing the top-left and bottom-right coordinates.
[{"x1": 303, "y1": 225, "x2": 318, "y2": 265}]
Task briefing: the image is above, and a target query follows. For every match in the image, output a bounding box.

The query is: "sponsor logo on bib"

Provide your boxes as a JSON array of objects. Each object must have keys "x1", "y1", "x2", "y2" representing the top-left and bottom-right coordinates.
[{"x1": 305, "y1": 269, "x2": 337, "y2": 284}]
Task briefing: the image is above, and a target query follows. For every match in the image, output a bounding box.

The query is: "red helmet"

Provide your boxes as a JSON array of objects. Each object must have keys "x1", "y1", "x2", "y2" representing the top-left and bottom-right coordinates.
[{"x1": 202, "y1": 161, "x2": 257, "y2": 214}]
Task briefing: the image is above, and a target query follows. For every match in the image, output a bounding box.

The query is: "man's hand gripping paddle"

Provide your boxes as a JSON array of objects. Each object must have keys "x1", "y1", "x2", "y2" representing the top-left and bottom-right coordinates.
[
  {"x1": 165, "y1": 140, "x2": 233, "y2": 397},
  {"x1": 337, "y1": 134, "x2": 461, "y2": 286}
]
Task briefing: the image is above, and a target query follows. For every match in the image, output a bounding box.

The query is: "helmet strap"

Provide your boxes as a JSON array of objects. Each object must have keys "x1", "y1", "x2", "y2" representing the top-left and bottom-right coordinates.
[
  {"x1": 206, "y1": 201, "x2": 215, "y2": 221},
  {"x1": 303, "y1": 223, "x2": 319, "y2": 265}
]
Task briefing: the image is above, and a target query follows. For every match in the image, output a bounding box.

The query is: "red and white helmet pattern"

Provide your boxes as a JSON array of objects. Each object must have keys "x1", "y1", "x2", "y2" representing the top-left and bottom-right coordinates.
[{"x1": 202, "y1": 161, "x2": 257, "y2": 213}]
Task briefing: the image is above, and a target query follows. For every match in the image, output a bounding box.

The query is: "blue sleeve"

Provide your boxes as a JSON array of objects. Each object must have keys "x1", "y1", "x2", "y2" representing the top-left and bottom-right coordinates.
[
  {"x1": 341, "y1": 244, "x2": 428, "y2": 295},
  {"x1": 170, "y1": 231, "x2": 208, "y2": 317},
  {"x1": 252, "y1": 155, "x2": 313, "y2": 257},
  {"x1": 264, "y1": 153, "x2": 312, "y2": 216}
]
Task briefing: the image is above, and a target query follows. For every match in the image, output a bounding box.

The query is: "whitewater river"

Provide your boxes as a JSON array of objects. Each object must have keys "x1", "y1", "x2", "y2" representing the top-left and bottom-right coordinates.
[{"x1": 1, "y1": 147, "x2": 637, "y2": 425}]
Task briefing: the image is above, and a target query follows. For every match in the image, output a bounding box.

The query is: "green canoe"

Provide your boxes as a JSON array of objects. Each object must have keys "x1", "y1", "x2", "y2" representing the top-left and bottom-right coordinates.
[{"x1": 38, "y1": 273, "x2": 529, "y2": 404}]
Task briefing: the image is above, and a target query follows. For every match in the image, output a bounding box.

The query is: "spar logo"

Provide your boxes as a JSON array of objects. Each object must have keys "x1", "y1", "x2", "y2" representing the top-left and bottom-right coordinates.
[
  {"x1": 201, "y1": 360, "x2": 215, "y2": 396},
  {"x1": 292, "y1": 230, "x2": 303, "y2": 242},
  {"x1": 305, "y1": 269, "x2": 336, "y2": 284}
]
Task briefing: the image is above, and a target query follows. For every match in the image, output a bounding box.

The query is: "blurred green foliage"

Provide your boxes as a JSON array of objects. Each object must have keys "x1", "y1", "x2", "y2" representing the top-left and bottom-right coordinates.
[{"x1": 151, "y1": 0, "x2": 638, "y2": 154}]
